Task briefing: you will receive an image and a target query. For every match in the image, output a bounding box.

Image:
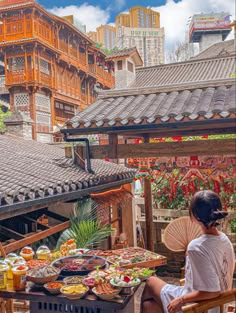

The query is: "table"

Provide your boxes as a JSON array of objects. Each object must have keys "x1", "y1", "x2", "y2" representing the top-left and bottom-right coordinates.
[
  {"x1": 0, "y1": 249, "x2": 167, "y2": 313},
  {"x1": 0, "y1": 281, "x2": 140, "y2": 313}
]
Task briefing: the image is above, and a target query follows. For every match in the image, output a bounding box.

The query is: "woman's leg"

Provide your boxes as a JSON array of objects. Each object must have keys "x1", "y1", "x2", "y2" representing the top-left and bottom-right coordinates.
[
  {"x1": 142, "y1": 299, "x2": 164, "y2": 313},
  {"x1": 141, "y1": 276, "x2": 167, "y2": 312}
]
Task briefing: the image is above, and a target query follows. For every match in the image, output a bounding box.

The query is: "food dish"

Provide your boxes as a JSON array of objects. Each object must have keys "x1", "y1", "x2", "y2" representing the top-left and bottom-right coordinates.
[
  {"x1": 44, "y1": 281, "x2": 65, "y2": 294},
  {"x1": 92, "y1": 282, "x2": 120, "y2": 300},
  {"x1": 27, "y1": 265, "x2": 60, "y2": 285},
  {"x1": 52, "y1": 255, "x2": 107, "y2": 276},
  {"x1": 60, "y1": 284, "x2": 88, "y2": 299},
  {"x1": 110, "y1": 276, "x2": 141, "y2": 288},
  {"x1": 63, "y1": 276, "x2": 84, "y2": 285}
]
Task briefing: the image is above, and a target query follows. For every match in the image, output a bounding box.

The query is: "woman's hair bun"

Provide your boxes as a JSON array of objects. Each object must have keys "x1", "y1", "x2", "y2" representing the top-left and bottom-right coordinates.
[{"x1": 210, "y1": 211, "x2": 228, "y2": 220}]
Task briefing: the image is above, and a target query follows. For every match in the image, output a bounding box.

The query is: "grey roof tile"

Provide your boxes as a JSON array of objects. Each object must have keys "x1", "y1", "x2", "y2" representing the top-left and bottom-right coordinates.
[
  {"x1": 192, "y1": 39, "x2": 235, "y2": 60},
  {"x1": 0, "y1": 135, "x2": 136, "y2": 207},
  {"x1": 67, "y1": 84, "x2": 235, "y2": 129},
  {"x1": 130, "y1": 56, "x2": 235, "y2": 88}
]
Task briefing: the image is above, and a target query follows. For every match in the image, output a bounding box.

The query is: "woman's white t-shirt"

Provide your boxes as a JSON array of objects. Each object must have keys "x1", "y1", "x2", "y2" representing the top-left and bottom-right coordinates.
[
  {"x1": 184, "y1": 232, "x2": 235, "y2": 313},
  {"x1": 160, "y1": 232, "x2": 235, "y2": 313}
]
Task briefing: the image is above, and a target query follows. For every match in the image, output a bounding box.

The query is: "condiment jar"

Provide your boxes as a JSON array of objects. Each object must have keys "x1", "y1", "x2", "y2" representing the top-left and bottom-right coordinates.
[
  {"x1": 5, "y1": 253, "x2": 18, "y2": 280},
  {"x1": 36, "y1": 245, "x2": 51, "y2": 260},
  {"x1": 12, "y1": 265, "x2": 28, "y2": 291},
  {"x1": 20, "y1": 246, "x2": 34, "y2": 261},
  {"x1": 0, "y1": 260, "x2": 9, "y2": 289}
]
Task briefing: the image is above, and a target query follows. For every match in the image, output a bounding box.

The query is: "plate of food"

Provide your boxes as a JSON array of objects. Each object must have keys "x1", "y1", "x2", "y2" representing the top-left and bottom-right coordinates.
[
  {"x1": 60, "y1": 284, "x2": 89, "y2": 300},
  {"x1": 110, "y1": 276, "x2": 141, "y2": 288},
  {"x1": 52, "y1": 255, "x2": 107, "y2": 276},
  {"x1": 27, "y1": 265, "x2": 60, "y2": 285},
  {"x1": 92, "y1": 282, "x2": 121, "y2": 300}
]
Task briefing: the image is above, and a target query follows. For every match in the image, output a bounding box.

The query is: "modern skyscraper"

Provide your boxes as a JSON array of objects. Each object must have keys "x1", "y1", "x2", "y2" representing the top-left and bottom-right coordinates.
[
  {"x1": 116, "y1": 6, "x2": 160, "y2": 28},
  {"x1": 87, "y1": 25, "x2": 116, "y2": 50}
]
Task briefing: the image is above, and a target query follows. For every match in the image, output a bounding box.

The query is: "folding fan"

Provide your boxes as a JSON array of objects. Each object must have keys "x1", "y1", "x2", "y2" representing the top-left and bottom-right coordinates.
[{"x1": 163, "y1": 216, "x2": 203, "y2": 252}]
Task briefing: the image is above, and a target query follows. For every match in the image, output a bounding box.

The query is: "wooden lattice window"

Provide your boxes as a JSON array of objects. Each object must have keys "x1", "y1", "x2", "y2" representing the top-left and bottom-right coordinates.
[
  {"x1": 14, "y1": 93, "x2": 29, "y2": 107},
  {"x1": 9, "y1": 57, "x2": 25, "y2": 72},
  {"x1": 40, "y1": 58, "x2": 50, "y2": 75},
  {"x1": 36, "y1": 111, "x2": 51, "y2": 126},
  {"x1": 35, "y1": 93, "x2": 51, "y2": 112}
]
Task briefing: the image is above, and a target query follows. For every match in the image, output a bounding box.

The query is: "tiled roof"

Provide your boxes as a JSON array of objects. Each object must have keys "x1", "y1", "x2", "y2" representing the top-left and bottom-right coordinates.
[
  {"x1": 130, "y1": 55, "x2": 235, "y2": 88},
  {"x1": 0, "y1": 134, "x2": 136, "y2": 207},
  {"x1": 106, "y1": 47, "x2": 137, "y2": 59},
  {"x1": 192, "y1": 39, "x2": 236, "y2": 60},
  {"x1": 67, "y1": 84, "x2": 236, "y2": 129}
]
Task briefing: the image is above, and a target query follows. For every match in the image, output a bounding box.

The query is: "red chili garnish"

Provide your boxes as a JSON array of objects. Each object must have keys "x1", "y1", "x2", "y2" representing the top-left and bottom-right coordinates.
[{"x1": 123, "y1": 276, "x2": 131, "y2": 283}]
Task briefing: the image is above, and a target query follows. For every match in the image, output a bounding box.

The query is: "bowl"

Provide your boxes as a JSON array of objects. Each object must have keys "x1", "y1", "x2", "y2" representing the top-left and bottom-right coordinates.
[
  {"x1": 92, "y1": 283, "x2": 120, "y2": 300},
  {"x1": 60, "y1": 284, "x2": 88, "y2": 300},
  {"x1": 44, "y1": 281, "x2": 65, "y2": 294},
  {"x1": 63, "y1": 276, "x2": 84, "y2": 285},
  {"x1": 27, "y1": 266, "x2": 61, "y2": 285},
  {"x1": 110, "y1": 277, "x2": 141, "y2": 288}
]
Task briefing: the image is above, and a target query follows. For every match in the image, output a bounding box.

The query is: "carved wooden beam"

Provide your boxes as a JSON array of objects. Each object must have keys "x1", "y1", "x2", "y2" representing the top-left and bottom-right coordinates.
[{"x1": 80, "y1": 139, "x2": 236, "y2": 159}]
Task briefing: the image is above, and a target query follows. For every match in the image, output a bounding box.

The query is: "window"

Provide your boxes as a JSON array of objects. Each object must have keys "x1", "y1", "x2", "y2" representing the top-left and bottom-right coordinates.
[
  {"x1": 127, "y1": 61, "x2": 134, "y2": 72},
  {"x1": 117, "y1": 60, "x2": 122, "y2": 70}
]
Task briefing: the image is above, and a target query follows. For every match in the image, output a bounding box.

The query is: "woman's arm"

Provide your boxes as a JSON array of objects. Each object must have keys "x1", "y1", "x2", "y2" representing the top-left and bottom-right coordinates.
[{"x1": 167, "y1": 290, "x2": 221, "y2": 313}]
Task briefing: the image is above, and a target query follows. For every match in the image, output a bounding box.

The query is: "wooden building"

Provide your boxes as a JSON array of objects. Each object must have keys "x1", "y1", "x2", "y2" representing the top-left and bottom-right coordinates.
[
  {"x1": 0, "y1": 114, "x2": 136, "y2": 253},
  {"x1": 0, "y1": 0, "x2": 115, "y2": 143},
  {"x1": 61, "y1": 52, "x2": 236, "y2": 251}
]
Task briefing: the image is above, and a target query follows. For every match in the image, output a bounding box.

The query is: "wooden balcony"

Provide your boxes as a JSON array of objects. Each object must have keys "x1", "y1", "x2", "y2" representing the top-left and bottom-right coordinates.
[
  {"x1": 0, "y1": 75, "x2": 8, "y2": 94},
  {"x1": 88, "y1": 64, "x2": 96, "y2": 76},
  {"x1": 6, "y1": 70, "x2": 52, "y2": 89},
  {"x1": 6, "y1": 71, "x2": 25, "y2": 85},
  {"x1": 96, "y1": 66, "x2": 115, "y2": 89}
]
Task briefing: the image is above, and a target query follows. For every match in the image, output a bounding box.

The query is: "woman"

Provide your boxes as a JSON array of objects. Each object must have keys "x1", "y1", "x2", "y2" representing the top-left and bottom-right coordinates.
[{"x1": 141, "y1": 190, "x2": 235, "y2": 313}]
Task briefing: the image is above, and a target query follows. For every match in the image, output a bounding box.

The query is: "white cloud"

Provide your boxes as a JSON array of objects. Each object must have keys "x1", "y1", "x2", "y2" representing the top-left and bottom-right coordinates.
[
  {"x1": 49, "y1": 4, "x2": 110, "y2": 32},
  {"x1": 113, "y1": 0, "x2": 126, "y2": 11},
  {"x1": 152, "y1": 0, "x2": 235, "y2": 52}
]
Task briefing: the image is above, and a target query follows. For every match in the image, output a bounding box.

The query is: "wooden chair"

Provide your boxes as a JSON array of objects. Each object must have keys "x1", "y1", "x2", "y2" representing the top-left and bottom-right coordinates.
[
  {"x1": 162, "y1": 218, "x2": 236, "y2": 313},
  {"x1": 180, "y1": 261, "x2": 236, "y2": 313}
]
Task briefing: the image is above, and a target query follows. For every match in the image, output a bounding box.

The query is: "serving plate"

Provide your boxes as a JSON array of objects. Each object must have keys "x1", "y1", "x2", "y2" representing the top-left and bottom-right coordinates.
[{"x1": 52, "y1": 255, "x2": 107, "y2": 276}]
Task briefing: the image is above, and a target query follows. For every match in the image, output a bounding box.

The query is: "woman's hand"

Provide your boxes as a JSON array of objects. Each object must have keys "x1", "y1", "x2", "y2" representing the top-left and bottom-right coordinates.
[{"x1": 167, "y1": 297, "x2": 183, "y2": 313}]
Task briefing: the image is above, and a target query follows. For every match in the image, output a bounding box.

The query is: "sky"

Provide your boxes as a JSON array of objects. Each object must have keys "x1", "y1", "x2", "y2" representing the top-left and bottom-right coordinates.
[{"x1": 38, "y1": 0, "x2": 235, "y2": 54}]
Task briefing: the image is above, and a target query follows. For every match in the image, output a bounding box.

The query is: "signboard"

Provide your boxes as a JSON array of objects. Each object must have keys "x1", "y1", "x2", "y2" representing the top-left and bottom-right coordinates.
[
  {"x1": 130, "y1": 30, "x2": 158, "y2": 37},
  {"x1": 191, "y1": 13, "x2": 231, "y2": 30}
]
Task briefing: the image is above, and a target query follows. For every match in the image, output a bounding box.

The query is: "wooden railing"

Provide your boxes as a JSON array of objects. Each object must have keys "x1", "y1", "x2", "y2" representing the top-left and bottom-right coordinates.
[
  {"x1": 6, "y1": 72, "x2": 25, "y2": 85},
  {"x1": 79, "y1": 52, "x2": 86, "y2": 65}
]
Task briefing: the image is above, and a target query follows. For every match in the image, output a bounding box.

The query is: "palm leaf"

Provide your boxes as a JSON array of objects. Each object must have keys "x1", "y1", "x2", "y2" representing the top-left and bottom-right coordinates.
[{"x1": 56, "y1": 198, "x2": 113, "y2": 249}]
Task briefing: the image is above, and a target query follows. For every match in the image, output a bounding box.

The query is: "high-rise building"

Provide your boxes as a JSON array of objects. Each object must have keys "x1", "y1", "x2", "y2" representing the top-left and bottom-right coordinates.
[
  {"x1": 116, "y1": 7, "x2": 164, "y2": 67},
  {"x1": 87, "y1": 25, "x2": 116, "y2": 50},
  {"x1": 116, "y1": 6, "x2": 160, "y2": 28},
  {"x1": 116, "y1": 26, "x2": 164, "y2": 67},
  {"x1": 96, "y1": 25, "x2": 116, "y2": 50}
]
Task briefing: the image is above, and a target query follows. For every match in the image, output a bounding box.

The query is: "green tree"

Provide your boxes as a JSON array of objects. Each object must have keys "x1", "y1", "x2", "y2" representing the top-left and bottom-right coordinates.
[{"x1": 0, "y1": 107, "x2": 11, "y2": 132}]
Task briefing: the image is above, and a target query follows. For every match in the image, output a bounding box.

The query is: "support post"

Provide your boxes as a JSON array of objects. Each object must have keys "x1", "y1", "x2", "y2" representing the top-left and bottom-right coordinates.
[
  {"x1": 143, "y1": 134, "x2": 154, "y2": 251},
  {"x1": 144, "y1": 178, "x2": 154, "y2": 251},
  {"x1": 108, "y1": 134, "x2": 118, "y2": 163}
]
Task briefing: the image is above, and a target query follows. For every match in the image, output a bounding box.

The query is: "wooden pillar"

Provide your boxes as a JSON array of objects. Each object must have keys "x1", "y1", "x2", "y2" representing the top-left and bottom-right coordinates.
[
  {"x1": 122, "y1": 184, "x2": 136, "y2": 247},
  {"x1": 144, "y1": 177, "x2": 154, "y2": 251},
  {"x1": 143, "y1": 134, "x2": 154, "y2": 251},
  {"x1": 29, "y1": 92, "x2": 36, "y2": 140},
  {"x1": 108, "y1": 134, "x2": 118, "y2": 163}
]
